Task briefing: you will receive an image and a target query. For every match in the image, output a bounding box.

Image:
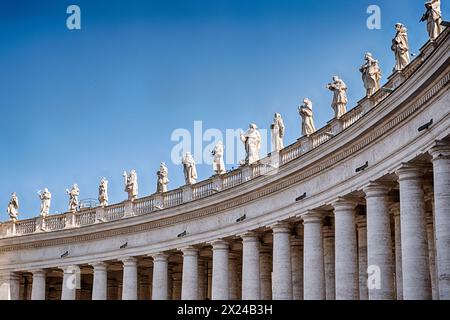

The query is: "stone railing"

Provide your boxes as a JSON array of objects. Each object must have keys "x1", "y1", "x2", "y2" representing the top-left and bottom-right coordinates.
[{"x1": 1, "y1": 29, "x2": 443, "y2": 239}]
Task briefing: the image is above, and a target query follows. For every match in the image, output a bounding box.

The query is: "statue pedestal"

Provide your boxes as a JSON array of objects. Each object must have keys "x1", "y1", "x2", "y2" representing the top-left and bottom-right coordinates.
[
  {"x1": 124, "y1": 201, "x2": 135, "y2": 218},
  {"x1": 241, "y1": 165, "x2": 253, "y2": 182},
  {"x1": 65, "y1": 212, "x2": 76, "y2": 229},
  {"x1": 95, "y1": 206, "x2": 106, "y2": 223},
  {"x1": 212, "y1": 175, "x2": 223, "y2": 192},
  {"x1": 182, "y1": 186, "x2": 193, "y2": 203}
]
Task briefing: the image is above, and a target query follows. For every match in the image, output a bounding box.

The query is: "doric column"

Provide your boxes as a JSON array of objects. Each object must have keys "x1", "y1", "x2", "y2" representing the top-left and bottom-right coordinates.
[
  {"x1": 356, "y1": 215, "x2": 368, "y2": 300},
  {"x1": 0, "y1": 273, "x2": 20, "y2": 300},
  {"x1": 181, "y1": 247, "x2": 199, "y2": 300},
  {"x1": 271, "y1": 222, "x2": 293, "y2": 300},
  {"x1": 259, "y1": 249, "x2": 272, "y2": 300},
  {"x1": 107, "y1": 279, "x2": 118, "y2": 300},
  {"x1": 61, "y1": 266, "x2": 79, "y2": 300},
  {"x1": 302, "y1": 211, "x2": 325, "y2": 300},
  {"x1": 397, "y1": 165, "x2": 431, "y2": 300},
  {"x1": 363, "y1": 182, "x2": 395, "y2": 300},
  {"x1": 323, "y1": 221, "x2": 335, "y2": 300},
  {"x1": 291, "y1": 233, "x2": 304, "y2": 300},
  {"x1": 241, "y1": 232, "x2": 261, "y2": 300},
  {"x1": 391, "y1": 203, "x2": 403, "y2": 300},
  {"x1": 211, "y1": 240, "x2": 230, "y2": 300},
  {"x1": 228, "y1": 254, "x2": 240, "y2": 300},
  {"x1": 430, "y1": 141, "x2": 450, "y2": 299},
  {"x1": 198, "y1": 259, "x2": 207, "y2": 300},
  {"x1": 151, "y1": 253, "x2": 169, "y2": 300},
  {"x1": 91, "y1": 262, "x2": 108, "y2": 300},
  {"x1": 31, "y1": 270, "x2": 46, "y2": 300},
  {"x1": 171, "y1": 272, "x2": 182, "y2": 300},
  {"x1": 121, "y1": 257, "x2": 138, "y2": 300},
  {"x1": 333, "y1": 199, "x2": 359, "y2": 300},
  {"x1": 426, "y1": 214, "x2": 438, "y2": 300}
]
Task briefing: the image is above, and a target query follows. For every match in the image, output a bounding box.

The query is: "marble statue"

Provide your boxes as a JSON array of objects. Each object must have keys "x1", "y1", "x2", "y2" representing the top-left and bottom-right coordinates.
[
  {"x1": 7, "y1": 192, "x2": 19, "y2": 221},
  {"x1": 66, "y1": 184, "x2": 80, "y2": 213},
  {"x1": 98, "y1": 177, "x2": 109, "y2": 207},
  {"x1": 327, "y1": 76, "x2": 348, "y2": 119},
  {"x1": 123, "y1": 170, "x2": 138, "y2": 201},
  {"x1": 240, "y1": 123, "x2": 262, "y2": 165},
  {"x1": 212, "y1": 141, "x2": 226, "y2": 175},
  {"x1": 38, "y1": 188, "x2": 51, "y2": 217},
  {"x1": 271, "y1": 113, "x2": 285, "y2": 152},
  {"x1": 298, "y1": 98, "x2": 316, "y2": 137},
  {"x1": 182, "y1": 152, "x2": 198, "y2": 185},
  {"x1": 360, "y1": 52, "x2": 382, "y2": 98},
  {"x1": 421, "y1": 0, "x2": 443, "y2": 41},
  {"x1": 391, "y1": 23, "x2": 410, "y2": 72},
  {"x1": 157, "y1": 162, "x2": 170, "y2": 193}
]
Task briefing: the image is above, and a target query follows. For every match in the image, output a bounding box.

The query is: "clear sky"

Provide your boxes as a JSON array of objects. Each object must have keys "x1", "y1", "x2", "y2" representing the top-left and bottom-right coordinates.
[{"x1": 1, "y1": 0, "x2": 448, "y2": 219}]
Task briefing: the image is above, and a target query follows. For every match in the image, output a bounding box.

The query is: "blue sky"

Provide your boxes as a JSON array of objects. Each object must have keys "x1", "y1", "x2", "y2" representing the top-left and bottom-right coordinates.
[{"x1": 0, "y1": 0, "x2": 448, "y2": 219}]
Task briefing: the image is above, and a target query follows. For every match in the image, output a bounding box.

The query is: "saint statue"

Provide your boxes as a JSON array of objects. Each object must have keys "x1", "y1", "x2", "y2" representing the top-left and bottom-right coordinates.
[
  {"x1": 421, "y1": 0, "x2": 443, "y2": 41},
  {"x1": 327, "y1": 76, "x2": 348, "y2": 119},
  {"x1": 38, "y1": 188, "x2": 51, "y2": 217},
  {"x1": 360, "y1": 52, "x2": 382, "y2": 98},
  {"x1": 98, "y1": 177, "x2": 109, "y2": 207},
  {"x1": 271, "y1": 113, "x2": 285, "y2": 152},
  {"x1": 212, "y1": 141, "x2": 226, "y2": 175},
  {"x1": 66, "y1": 184, "x2": 80, "y2": 213},
  {"x1": 391, "y1": 23, "x2": 410, "y2": 72},
  {"x1": 157, "y1": 162, "x2": 170, "y2": 193},
  {"x1": 123, "y1": 170, "x2": 138, "y2": 201},
  {"x1": 298, "y1": 98, "x2": 316, "y2": 137},
  {"x1": 182, "y1": 152, "x2": 198, "y2": 185},
  {"x1": 240, "y1": 123, "x2": 262, "y2": 165},
  {"x1": 7, "y1": 192, "x2": 19, "y2": 221}
]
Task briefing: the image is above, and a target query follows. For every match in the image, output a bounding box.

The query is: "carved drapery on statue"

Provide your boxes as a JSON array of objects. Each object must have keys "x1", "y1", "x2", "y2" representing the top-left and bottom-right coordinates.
[
  {"x1": 123, "y1": 170, "x2": 138, "y2": 201},
  {"x1": 240, "y1": 123, "x2": 262, "y2": 165},
  {"x1": 7, "y1": 192, "x2": 19, "y2": 221},
  {"x1": 327, "y1": 76, "x2": 348, "y2": 119},
  {"x1": 421, "y1": 0, "x2": 443, "y2": 41},
  {"x1": 360, "y1": 52, "x2": 382, "y2": 98},
  {"x1": 183, "y1": 153, "x2": 198, "y2": 185},
  {"x1": 271, "y1": 113, "x2": 285, "y2": 153},
  {"x1": 38, "y1": 188, "x2": 51, "y2": 217},
  {"x1": 66, "y1": 184, "x2": 80, "y2": 213},
  {"x1": 212, "y1": 141, "x2": 226, "y2": 175},
  {"x1": 299, "y1": 98, "x2": 316, "y2": 137},
  {"x1": 391, "y1": 23, "x2": 410, "y2": 72},
  {"x1": 98, "y1": 177, "x2": 109, "y2": 207},
  {"x1": 157, "y1": 162, "x2": 170, "y2": 192}
]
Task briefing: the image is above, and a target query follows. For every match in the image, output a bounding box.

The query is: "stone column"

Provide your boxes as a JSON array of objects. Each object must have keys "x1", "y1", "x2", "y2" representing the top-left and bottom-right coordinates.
[
  {"x1": 333, "y1": 199, "x2": 358, "y2": 300},
  {"x1": 397, "y1": 165, "x2": 431, "y2": 300},
  {"x1": 228, "y1": 254, "x2": 240, "y2": 300},
  {"x1": 122, "y1": 257, "x2": 138, "y2": 300},
  {"x1": 171, "y1": 272, "x2": 182, "y2": 300},
  {"x1": 0, "y1": 273, "x2": 20, "y2": 300},
  {"x1": 151, "y1": 253, "x2": 169, "y2": 300},
  {"x1": 107, "y1": 279, "x2": 118, "y2": 300},
  {"x1": 181, "y1": 247, "x2": 199, "y2": 300},
  {"x1": 363, "y1": 182, "x2": 395, "y2": 300},
  {"x1": 271, "y1": 222, "x2": 293, "y2": 300},
  {"x1": 198, "y1": 260, "x2": 207, "y2": 300},
  {"x1": 31, "y1": 270, "x2": 46, "y2": 300},
  {"x1": 302, "y1": 211, "x2": 325, "y2": 300},
  {"x1": 91, "y1": 262, "x2": 108, "y2": 300},
  {"x1": 291, "y1": 234, "x2": 304, "y2": 300},
  {"x1": 391, "y1": 203, "x2": 403, "y2": 300},
  {"x1": 426, "y1": 214, "x2": 438, "y2": 300},
  {"x1": 259, "y1": 250, "x2": 272, "y2": 300},
  {"x1": 356, "y1": 215, "x2": 368, "y2": 300},
  {"x1": 323, "y1": 222, "x2": 335, "y2": 300},
  {"x1": 61, "y1": 266, "x2": 79, "y2": 300},
  {"x1": 430, "y1": 142, "x2": 450, "y2": 300},
  {"x1": 241, "y1": 232, "x2": 261, "y2": 300},
  {"x1": 211, "y1": 240, "x2": 230, "y2": 300}
]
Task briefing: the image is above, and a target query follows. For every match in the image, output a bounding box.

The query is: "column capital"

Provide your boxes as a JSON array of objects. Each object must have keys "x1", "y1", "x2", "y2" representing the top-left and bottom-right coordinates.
[
  {"x1": 363, "y1": 181, "x2": 391, "y2": 198},
  {"x1": 210, "y1": 239, "x2": 230, "y2": 250},
  {"x1": 429, "y1": 139, "x2": 450, "y2": 160},
  {"x1": 290, "y1": 235, "x2": 303, "y2": 247},
  {"x1": 322, "y1": 225, "x2": 334, "y2": 238},
  {"x1": 389, "y1": 202, "x2": 400, "y2": 216},
  {"x1": 90, "y1": 262, "x2": 108, "y2": 271},
  {"x1": 301, "y1": 210, "x2": 325, "y2": 224},
  {"x1": 121, "y1": 256, "x2": 138, "y2": 266},
  {"x1": 269, "y1": 221, "x2": 291, "y2": 234},
  {"x1": 151, "y1": 252, "x2": 170, "y2": 262},
  {"x1": 355, "y1": 215, "x2": 367, "y2": 228},
  {"x1": 238, "y1": 231, "x2": 260, "y2": 242},
  {"x1": 396, "y1": 163, "x2": 426, "y2": 181},
  {"x1": 30, "y1": 269, "x2": 46, "y2": 276},
  {"x1": 179, "y1": 246, "x2": 199, "y2": 256},
  {"x1": 332, "y1": 198, "x2": 358, "y2": 212}
]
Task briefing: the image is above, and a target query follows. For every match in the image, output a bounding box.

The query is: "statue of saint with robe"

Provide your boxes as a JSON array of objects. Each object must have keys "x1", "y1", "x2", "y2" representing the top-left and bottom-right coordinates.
[
  {"x1": 421, "y1": 0, "x2": 443, "y2": 41},
  {"x1": 157, "y1": 162, "x2": 170, "y2": 192},
  {"x1": 298, "y1": 98, "x2": 316, "y2": 137},
  {"x1": 271, "y1": 113, "x2": 285, "y2": 153},
  {"x1": 38, "y1": 188, "x2": 51, "y2": 217},
  {"x1": 391, "y1": 23, "x2": 410, "y2": 72},
  {"x1": 212, "y1": 141, "x2": 226, "y2": 175},
  {"x1": 240, "y1": 123, "x2": 262, "y2": 165},
  {"x1": 66, "y1": 184, "x2": 80, "y2": 213},
  {"x1": 360, "y1": 52, "x2": 382, "y2": 98},
  {"x1": 123, "y1": 170, "x2": 138, "y2": 201},
  {"x1": 183, "y1": 152, "x2": 198, "y2": 185},
  {"x1": 98, "y1": 177, "x2": 109, "y2": 207},
  {"x1": 327, "y1": 76, "x2": 348, "y2": 119},
  {"x1": 7, "y1": 192, "x2": 19, "y2": 221}
]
